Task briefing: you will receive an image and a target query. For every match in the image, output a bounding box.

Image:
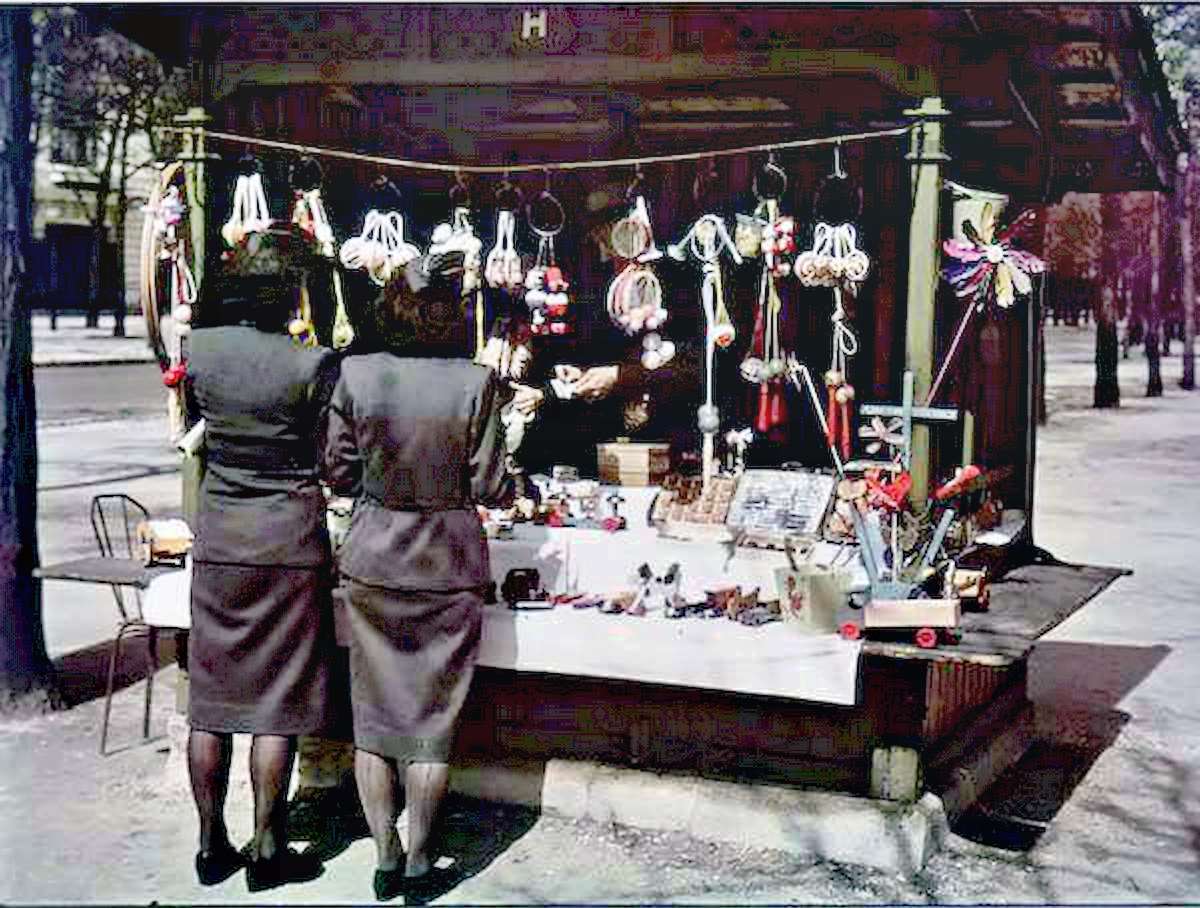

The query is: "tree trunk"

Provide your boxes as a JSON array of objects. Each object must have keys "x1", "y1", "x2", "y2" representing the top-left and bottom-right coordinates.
[
  {"x1": 86, "y1": 229, "x2": 101, "y2": 328},
  {"x1": 0, "y1": 9, "x2": 58, "y2": 714},
  {"x1": 1095, "y1": 194, "x2": 1121, "y2": 408},
  {"x1": 112, "y1": 124, "x2": 131, "y2": 338},
  {"x1": 1183, "y1": 114, "x2": 1198, "y2": 389},
  {"x1": 1147, "y1": 192, "x2": 1164, "y2": 397}
]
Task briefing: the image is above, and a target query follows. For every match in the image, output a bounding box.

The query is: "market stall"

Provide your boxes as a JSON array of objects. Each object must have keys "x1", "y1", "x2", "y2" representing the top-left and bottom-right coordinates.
[{"x1": 122, "y1": 3, "x2": 1181, "y2": 811}]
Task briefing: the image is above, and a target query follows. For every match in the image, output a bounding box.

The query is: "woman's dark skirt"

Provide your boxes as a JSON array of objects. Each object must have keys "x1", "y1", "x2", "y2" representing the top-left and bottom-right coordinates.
[
  {"x1": 189, "y1": 562, "x2": 338, "y2": 736},
  {"x1": 344, "y1": 581, "x2": 483, "y2": 763}
]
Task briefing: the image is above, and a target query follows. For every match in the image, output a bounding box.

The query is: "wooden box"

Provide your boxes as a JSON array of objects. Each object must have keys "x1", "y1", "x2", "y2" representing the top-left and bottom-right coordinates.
[
  {"x1": 136, "y1": 518, "x2": 194, "y2": 566},
  {"x1": 597, "y1": 441, "x2": 671, "y2": 487}
]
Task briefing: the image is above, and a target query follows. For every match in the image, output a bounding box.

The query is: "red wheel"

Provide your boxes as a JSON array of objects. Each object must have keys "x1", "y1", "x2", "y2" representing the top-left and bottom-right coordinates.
[
  {"x1": 839, "y1": 621, "x2": 862, "y2": 640},
  {"x1": 915, "y1": 627, "x2": 938, "y2": 649}
]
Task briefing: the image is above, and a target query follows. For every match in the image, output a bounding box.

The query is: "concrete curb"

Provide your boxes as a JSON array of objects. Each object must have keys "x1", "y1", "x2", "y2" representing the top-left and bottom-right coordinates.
[
  {"x1": 34, "y1": 356, "x2": 158, "y2": 368},
  {"x1": 450, "y1": 757, "x2": 947, "y2": 874},
  {"x1": 160, "y1": 729, "x2": 946, "y2": 873}
]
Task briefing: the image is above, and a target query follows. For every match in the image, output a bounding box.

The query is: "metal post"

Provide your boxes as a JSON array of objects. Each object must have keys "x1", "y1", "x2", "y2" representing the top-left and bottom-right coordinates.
[
  {"x1": 903, "y1": 97, "x2": 951, "y2": 506},
  {"x1": 174, "y1": 107, "x2": 212, "y2": 301}
]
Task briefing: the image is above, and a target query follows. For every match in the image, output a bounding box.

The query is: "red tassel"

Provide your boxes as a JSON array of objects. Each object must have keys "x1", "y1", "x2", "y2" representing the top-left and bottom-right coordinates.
[
  {"x1": 826, "y1": 393, "x2": 839, "y2": 447},
  {"x1": 755, "y1": 382, "x2": 772, "y2": 434},
  {"x1": 769, "y1": 380, "x2": 786, "y2": 429},
  {"x1": 840, "y1": 399, "x2": 852, "y2": 461}
]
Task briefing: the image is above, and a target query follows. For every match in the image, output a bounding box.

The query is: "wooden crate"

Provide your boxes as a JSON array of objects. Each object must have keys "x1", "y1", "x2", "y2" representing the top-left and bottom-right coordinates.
[{"x1": 597, "y1": 441, "x2": 671, "y2": 487}]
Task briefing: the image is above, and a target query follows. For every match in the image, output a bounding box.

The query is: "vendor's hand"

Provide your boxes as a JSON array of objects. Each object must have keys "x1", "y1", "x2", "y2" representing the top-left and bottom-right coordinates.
[
  {"x1": 574, "y1": 365, "x2": 620, "y2": 401},
  {"x1": 511, "y1": 383, "x2": 545, "y2": 415}
]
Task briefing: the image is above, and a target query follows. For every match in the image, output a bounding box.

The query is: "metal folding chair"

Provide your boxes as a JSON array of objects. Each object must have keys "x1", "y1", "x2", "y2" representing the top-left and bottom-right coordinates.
[{"x1": 90, "y1": 494, "x2": 161, "y2": 755}]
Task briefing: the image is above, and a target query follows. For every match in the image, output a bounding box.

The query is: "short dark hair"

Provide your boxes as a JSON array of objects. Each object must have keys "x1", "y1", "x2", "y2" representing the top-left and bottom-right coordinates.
[{"x1": 372, "y1": 261, "x2": 470, "y2": 357}]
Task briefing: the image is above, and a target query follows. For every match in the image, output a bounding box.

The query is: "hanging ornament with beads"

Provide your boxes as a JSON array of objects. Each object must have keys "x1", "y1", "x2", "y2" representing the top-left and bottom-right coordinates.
[
  {"x1": 141, "y1": 163, "x2": 197, "y2": 441},
  {"x1": 523, "y1": 173, "x2": 573, "y2": 338},
  {"x1": 739, "y1": 155, "x2": 792, "y2": 438},
  {"x1": 668, "y1": 212, "x2": 743, "y2": 489},
  {"x1": 799, "y1": 142, "x2": 869, "y2": 458},
  {"x1": 608, "y1": 179, "x2": 674, "y2": 370},
  {"x1": 291, "y1": 157, "x2": 354, "y2": 349}
]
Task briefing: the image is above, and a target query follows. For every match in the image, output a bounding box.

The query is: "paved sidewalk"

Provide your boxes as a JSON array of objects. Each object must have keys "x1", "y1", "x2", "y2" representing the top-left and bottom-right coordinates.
[
  {"x1": 33, "y1": 313, "x2": 157, "y2": 367},
  {"x1": 2, "y1": 323, "x2": 1199, "y2": 903}
]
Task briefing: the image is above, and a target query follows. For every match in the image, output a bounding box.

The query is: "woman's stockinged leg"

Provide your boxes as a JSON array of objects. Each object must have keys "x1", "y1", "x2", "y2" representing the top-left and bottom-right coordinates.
[
  {"x1": 249, "y1": 734, "x2": 297, "y2": 861},
  {"x1": 405, "y1": 761, "x2": 450, "y2": 878},
  {"x1": 188, "y1": 728, "x2": 234, "y2": 853},
  {"x1": 354, "y1": 748, "x2": 403, "y2": 870}
]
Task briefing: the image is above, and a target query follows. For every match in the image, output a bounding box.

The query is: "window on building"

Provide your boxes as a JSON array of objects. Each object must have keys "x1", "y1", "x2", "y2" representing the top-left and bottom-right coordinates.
[{"x1": 50, "y1": 123, "x2": 94, "y2": 167}]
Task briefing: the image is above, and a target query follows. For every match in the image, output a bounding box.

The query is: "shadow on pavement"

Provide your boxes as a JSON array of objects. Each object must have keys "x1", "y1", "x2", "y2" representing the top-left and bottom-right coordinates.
[
  {"x1": 288, "y1": 787, "x2": 539, "y2": 903},
  {"x1": 954, "y1": 640, "x2": 1170, "y2": 852},
  {"x1": 52, "y1": 631, "x2": 180, "y2": 709}
]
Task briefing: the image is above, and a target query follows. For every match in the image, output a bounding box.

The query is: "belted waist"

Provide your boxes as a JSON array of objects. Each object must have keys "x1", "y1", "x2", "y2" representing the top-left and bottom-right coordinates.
[
  {"x1": 362, "y1": 469, "x2": 470, "y2": 513},
  {"x1": 360, "y1": 493, "x2": 472, "y2": 513},
  {"x1": 205, "y1": 447, "x2": 315, "y2": 475}
]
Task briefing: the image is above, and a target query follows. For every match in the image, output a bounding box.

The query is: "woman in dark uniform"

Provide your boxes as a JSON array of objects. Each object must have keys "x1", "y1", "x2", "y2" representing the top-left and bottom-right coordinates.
[
  {"x1": 324, "y1": 251, "x2": 508, "y2": 901},
  {"x1": 184, "y1": 233, "x2": 339, "y2": 891}
]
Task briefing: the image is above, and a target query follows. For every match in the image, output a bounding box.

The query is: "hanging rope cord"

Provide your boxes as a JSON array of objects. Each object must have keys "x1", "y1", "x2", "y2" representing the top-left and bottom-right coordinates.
[{"x1": 160, "y1": 125, "x2": 912, "y2": 175}]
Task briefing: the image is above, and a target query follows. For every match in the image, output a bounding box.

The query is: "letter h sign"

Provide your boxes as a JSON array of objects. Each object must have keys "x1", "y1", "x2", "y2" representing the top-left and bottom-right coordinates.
[{"x1": 522, "y1": 9, "x2": 547, "y2": 41}]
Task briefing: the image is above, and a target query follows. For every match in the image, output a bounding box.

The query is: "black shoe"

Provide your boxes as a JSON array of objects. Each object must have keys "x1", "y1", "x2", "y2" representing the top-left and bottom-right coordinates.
[
  {"x1": 373, "y1": 867, "x2": 406, "y2": 902},
  {"x1": 195, "y1": 843, "x2": 246, "y2": 886},
  {"x1": 244, "y1": 846, "x2": 324, "y2": 892},
  {"x1": 397, "y1": 867, "x2": 458, "y2": 906}
]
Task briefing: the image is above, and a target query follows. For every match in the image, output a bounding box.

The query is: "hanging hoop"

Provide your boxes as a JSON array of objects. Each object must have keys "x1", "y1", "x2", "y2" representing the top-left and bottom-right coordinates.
[
  {"x1": 528, "y1": 180, "x2": 566, "y2": 238},
  {"x1": 494, "y1": 173, "x2": 524, "y2": 212},
  {"x1": 752, "y1": 155, "x2": 788, "y2": 202}
]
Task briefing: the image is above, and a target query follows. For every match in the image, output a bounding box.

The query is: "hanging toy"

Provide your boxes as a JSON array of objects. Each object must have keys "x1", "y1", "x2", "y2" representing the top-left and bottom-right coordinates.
[
  {"x1": 669, "y1": 213, "x2": 743, "y2": 490},
  {"x1": 141, "y1": 164, "x2": 198, "y2": 441},
  {"x1": 933, "y1": 203, "x2": 1046, "y2": 405},
  {"x1": 796, "y1": 144, "x2": 869, "y2": 458},
  {"x1": 797, "y1": 143, "x2": 870, "y2": 291},
  {"x1": 290, "y1": 157, "x2": 353, "y2": 349},
  {"x1": 607, "y1": 183, "x2": 668, "y2": 346},
  {"x1": 484, "y1": 174, "x2": 525, "y2": 293},
  {"x1": 524, "y1": 172, "x2": 572, "y2": 338},
  {"x1": 485, "y1": 209, "x2": 524, "y2": 292},
  {"x1": 220, "y1": 161, "x2": 272, "y2": 250},
  {"x1": 824, "y1": 288, "x2": 859, "y2": 462},
  {"x1": 429, "y1": 175, "x2": 485, "y2": 353},
  {"x1": 341, "y1": 210, "x2": 422, "y2": 286},
  {"x1": 740, "y1": 155, "x2": 792, "y2": 437}
]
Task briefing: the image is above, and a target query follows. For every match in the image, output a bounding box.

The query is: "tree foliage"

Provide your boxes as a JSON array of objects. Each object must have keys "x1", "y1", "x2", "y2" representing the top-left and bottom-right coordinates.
[
  {"x1": 1143, "y1": 3, "x2": 1200, "y2": 123},
  {"x1": 31, "y1": 8, "x2": 184, "y2": 329}
]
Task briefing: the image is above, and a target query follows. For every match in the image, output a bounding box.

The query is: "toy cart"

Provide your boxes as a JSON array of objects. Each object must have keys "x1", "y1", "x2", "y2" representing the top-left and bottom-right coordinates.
[{"x1": 839, "y1": 597, "x2": 962, "y2": 649}]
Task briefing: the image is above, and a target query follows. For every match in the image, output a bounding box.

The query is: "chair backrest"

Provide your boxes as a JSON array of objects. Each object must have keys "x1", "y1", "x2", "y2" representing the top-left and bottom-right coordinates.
[
  {"x1": 91, "y1": 494, "x2": 150, "y2": 560},
  {"x1": 91, "y1": 495, "x2": 150, "y2": 623}
]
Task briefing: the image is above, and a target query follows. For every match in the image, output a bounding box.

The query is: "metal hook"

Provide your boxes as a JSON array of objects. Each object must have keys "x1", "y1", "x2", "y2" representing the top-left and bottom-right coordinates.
[
  {"x1": 831, "y1": 140, "x2": 847, "y2": 180},
  {"x1": 449, "y1": 169, "x2": 471, "y2": 209}
]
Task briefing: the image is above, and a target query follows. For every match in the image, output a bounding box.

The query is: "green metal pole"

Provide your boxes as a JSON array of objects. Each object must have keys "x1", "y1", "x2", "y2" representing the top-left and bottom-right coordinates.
[
  {"x1": 903, "y1": 97, "x2": 950, "y2": 507},
  {"x1": 174, "y1": 107, "x2": 212, "y2": 529}
]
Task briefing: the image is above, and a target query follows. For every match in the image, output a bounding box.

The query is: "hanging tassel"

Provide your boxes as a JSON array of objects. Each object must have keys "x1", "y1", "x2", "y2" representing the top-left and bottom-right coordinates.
[
  {"x1": 825, "y1": 388, "x2": 839, "y2": 448},
  {"x1": 768, "y1": 379, "x2": 787, "y2": 430},
  {"x1": 330, "y1": 270, "x2": 354, "y2": 350},
  {"x1": 837, "y1": 383, "x2": 855, "y2": 462},
  {"x1": 755, "y1": 381, "x2": 772, "y2": 434}
]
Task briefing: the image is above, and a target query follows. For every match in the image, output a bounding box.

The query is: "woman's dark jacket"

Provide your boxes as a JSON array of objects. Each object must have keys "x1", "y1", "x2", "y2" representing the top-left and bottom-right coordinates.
[
  {"x1": 187, "y1": 325, "x2": 339, "y2": 567},
  {"x1": 324, "y1": 355, "x2": 507, "y2": 592}
]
